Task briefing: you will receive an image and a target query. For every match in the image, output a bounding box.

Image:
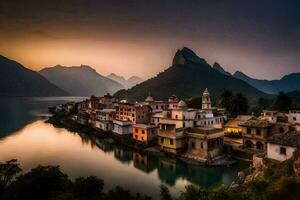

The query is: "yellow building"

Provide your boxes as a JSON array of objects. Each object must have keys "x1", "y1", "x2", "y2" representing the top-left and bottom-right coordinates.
[
  {"x1": 132, "y1": 124, "x2": 159, "y2": 144},
  {"x1": 224, "y1": 115, "x2": 254, "y2": 133},
  {"x1": 158, "y1": 123, "x2": 187, "y2": 154}
]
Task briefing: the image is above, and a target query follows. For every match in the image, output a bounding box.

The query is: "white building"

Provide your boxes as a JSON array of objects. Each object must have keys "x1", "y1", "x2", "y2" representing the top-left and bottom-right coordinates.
[
  {"x1": 143, "y1": 94, "x2": 179, "y2": 113},
  {"x1": 112, "y1": 120, "x2": 133, "y2": 135},
  {"x1": 202, "y1": 88, "x2": 211, "y2": 110},
  {"x1": 267, "y1": 131, "x2": 300, "y2": 162},
  {"x1": 288, "y1": 110, "x2": 300, "y2": 124},
  {"x1": 151, "y1": 89, "x2": 226, "y2": 129}
]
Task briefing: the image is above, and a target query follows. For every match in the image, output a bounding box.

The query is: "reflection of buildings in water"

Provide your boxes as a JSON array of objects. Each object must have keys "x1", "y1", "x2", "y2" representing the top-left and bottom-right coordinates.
[
  {"x1": 114, "y1": 146, "x2": 133, "y2": 164},
  {"x1": 157, "y1": 157, "x2": 183, "y2": 186},
  {"x1": 95, "y1": 139, "x2": 114, "y2": 153},
  {"x1": 78, "y1": 132, "x2": 97, "y2": 149},
  {"x1": 157, "y1": 157, "x2": 230, "y2": 187},
  {"x1": 184, "y1": 165, "x2": 224, "y2": 187},
  {"x1": 133, "y1": 152, "x2": 157, "y2": 173}
]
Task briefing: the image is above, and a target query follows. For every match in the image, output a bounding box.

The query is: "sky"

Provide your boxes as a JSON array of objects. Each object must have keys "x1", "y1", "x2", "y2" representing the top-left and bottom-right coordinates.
[{"x1": 0, "y1": 0, "x2": 299, "y2": 80}]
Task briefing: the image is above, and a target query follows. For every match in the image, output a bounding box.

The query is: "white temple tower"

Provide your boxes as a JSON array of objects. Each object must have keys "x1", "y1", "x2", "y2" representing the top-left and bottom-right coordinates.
[{"x1": 202, "y1": 88, "x2": 211, "y2": 110}]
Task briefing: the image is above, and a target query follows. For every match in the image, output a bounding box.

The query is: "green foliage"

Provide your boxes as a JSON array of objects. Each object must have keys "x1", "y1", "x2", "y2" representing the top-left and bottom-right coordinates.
[
  {"x1": 0, "y1": 159, "x2": 22, "y2": 192},
  {"x1": 218, "y1": 90, "x2": 249, "y2": 117},
  {"x1": 185, "y1": 96, "x2": 202, "y2": 109},
  {"x1": 272, "y1": 92, "x2": 292, "y2": 112},
  {"x1": 160, "y1": 185, "x2": 172, "y2": 200},
  {"x1": 5, "y1": 165, "x2": 72, "y2": 200},
  {"x1": 0, "y1": 160, "x2": 151, "y2": 200},
  {"x1": 73, "y1": 176, "x2": 104, "y2": 200}
]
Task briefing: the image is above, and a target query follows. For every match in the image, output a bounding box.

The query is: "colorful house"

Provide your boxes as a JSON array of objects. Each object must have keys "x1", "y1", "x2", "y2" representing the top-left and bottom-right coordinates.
[
  {"x1": 158, "y1": 123, "x2": 187, "y2": 154},
  {"x1": 184, "y1": 127, "x2": 224, "y2": 162},
  {"x1": 132, "y1": 124, "x2": 159, "y2": 144}
]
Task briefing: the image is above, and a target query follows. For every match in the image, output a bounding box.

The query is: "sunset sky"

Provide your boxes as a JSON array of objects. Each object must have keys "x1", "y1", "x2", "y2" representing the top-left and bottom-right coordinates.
[{"x1": 0, "y1": 0, "x2": 299, "y2": 79}]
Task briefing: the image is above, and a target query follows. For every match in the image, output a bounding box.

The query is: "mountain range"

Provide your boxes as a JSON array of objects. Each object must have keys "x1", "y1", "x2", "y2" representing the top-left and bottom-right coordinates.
[
  {"x1": 114, "y1": 47, "x2": 268, "y2": 101},
  {"x1": 39, "y1": 65, "x2": 125, "y2": 96},
  {"x1": 233, "y1": 71, "x2": 300, "y2": 94},
  {"x1": 212, "y1": 63, "x2": 300, "y2": 94},
  {"x1": 0, "y1": 55, "x2": 68, "y2": 97},
  {"x1": 106, "y1": 73, "x2": 143, "y2": 89}
]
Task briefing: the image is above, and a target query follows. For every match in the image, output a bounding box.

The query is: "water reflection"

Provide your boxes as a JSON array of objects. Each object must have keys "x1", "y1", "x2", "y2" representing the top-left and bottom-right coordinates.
[
  {"x1": 0, "y1": 97, "x2": 248, "y2": 198},
  {"x1": 0, "y1": 97, "x2": 86, "y2": 138}
]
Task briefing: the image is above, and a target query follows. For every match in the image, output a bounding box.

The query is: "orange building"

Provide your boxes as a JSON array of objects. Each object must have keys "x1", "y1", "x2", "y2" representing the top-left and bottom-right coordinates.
[{"x1": 132, "y1": 124, "x2": 159, "y2": 144}]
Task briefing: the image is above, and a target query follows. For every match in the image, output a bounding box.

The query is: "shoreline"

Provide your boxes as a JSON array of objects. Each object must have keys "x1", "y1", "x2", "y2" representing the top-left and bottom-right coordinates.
[{"x1": 46, "y1": 113, "x2": 239, "y2": 167}]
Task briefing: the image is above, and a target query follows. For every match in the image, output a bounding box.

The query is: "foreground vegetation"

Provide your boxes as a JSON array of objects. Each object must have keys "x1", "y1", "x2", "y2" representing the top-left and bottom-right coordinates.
[{"x1": 1, "y1": 156, "x2": 299, "y2": 200}]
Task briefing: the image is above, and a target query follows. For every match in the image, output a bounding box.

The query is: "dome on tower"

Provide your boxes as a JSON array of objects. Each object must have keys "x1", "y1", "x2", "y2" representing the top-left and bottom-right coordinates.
[
  {"x1": 145, "y1": 95, "x2": 154, "y2": 102},
  {"x1": 178, "y1": 100, "x2": 187, "y2": 108},
  {"x1": 202, "y1": 88, "x2": 210, "y2": 96}
]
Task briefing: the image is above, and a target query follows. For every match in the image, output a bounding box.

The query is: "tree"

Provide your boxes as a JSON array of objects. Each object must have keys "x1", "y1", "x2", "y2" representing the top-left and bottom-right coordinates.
[
  {"x1": 160, "y1": 185, "x2": 172, "y2": 200},
  {"x1": 272, "y1": 92, "x2": 292, "y2": 112},
  {"x1": 230, "y1": 93, "x2": 249, "y2": 116},
  {"x1": 186, "y1": 96, "x2": 202, "y2": 109},
  {"x1": 0, "y1": 159, "x2": 22, "y2": 192},
  {"x1": 5, "y1": 166, "x2": 71, "y2": 200},
  {"x1": 73, "y1": 176, "x2": 104, "y2": 200},
  {"x1": 218, "y1": 90, "x2": 233, "y2": 111}
]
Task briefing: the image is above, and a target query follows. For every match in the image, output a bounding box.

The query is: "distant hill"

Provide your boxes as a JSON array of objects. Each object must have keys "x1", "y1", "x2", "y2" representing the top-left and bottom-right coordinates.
[
  {"x1": 233, "y1": 71, "x2": 300, "y2": 94},
  {"x1": 39, "y1": 65, "x2": 125, "y2": 96},
  {"x1": 287, "y1": 90, "x2": 300, "y2": 102},
  {"x1": 212, "y1": 62, "x2": 232, "y2": 76},
  {"x1": 0, "y1": 55, "x2": 68, "y2": 97},
  {"x1": 114, "y1": 47, "x2": 267, "y2": 101},
  {"x1": 107, "y1": 73, "x2": 143, "y2": 89}
]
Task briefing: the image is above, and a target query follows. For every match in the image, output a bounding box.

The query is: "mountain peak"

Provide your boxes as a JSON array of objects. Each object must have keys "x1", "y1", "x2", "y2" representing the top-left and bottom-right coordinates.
[
  {"x1": 212, "y1": 62, "x2": 232, "y2": 76},
  {"x1": 233, "y1": 70, "x2": 247, "y2": 77},
  {"x1": 172, "y1": 47, "x2": 207, "y2": 65}
]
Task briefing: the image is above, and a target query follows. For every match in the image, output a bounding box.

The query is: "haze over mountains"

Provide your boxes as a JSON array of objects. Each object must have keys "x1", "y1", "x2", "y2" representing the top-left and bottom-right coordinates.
[
  {"x1": 0, "y1": 47, "x2": 299, "y2": 98},
  {"x1": 114, "y1": 47, "x2": 268, "y2": 101},
  {"x1": 0, "y1": 55, "x2": 68, "y2": 97},
  {"x1": 212, "y1": 63, "x2": 300, "y2": 94},
  {"x1": 107, "y1": 73, "x2": 143, "y2": 89},
  {"x1": 39, "y1": 65, "x2": 125, "y2": 96}
]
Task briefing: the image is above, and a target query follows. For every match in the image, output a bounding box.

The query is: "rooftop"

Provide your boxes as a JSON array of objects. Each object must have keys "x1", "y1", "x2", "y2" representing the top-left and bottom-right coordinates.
[
  {"x1": 268, "y1": 131, "x2": 300, "y2": 147},
  {"x1": 239, "y1": 118, "x2": 273, "y2": 128},
  {"x1": 133, "y1": 124, "x2": 159, "y2": 129},
  {"x1": 225, "y1": 115, "x2": 254, "y2": 128},
  {"x1": 187, "y1": 127, "x2": 223, "y2": 135}
]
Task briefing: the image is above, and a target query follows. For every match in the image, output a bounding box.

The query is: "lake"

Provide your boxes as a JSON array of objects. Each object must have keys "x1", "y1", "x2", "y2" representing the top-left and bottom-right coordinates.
[{"x1": 0, "y1": 97, "x2": 248, "y2": 199}]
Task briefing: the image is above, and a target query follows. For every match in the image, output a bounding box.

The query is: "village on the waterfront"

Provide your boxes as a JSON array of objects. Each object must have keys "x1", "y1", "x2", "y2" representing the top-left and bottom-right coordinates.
[{"x1": 50, "y1": 88, "x2": 300, "y2": 174}]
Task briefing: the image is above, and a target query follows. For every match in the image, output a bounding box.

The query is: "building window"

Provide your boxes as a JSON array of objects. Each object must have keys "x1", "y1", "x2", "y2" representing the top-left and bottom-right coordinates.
[
  {"x1": 156, "y1": 106, "x2": 159, "y2": 109},
  {"x1": 135, "y1": 135, "x2": 138, "y2": 139},
  {"x1": 142, "y1": 137, "x2": 144, "y2": 141},
  {"x1": 142, "y1": 130, "x2": 145, "y2": 134},
  {"x1": 247, "y1": 128, "x2": 251, "y2": 134},
  {"x1": 191, "y1": 142, "x2": 195, "y2": 149},
  {"x1": 170, "y1": 139, "x2": 174, "y2": 145},
  {"x1": 160, "y1": 138, "x2": 164, "y2": 143},
  {"x1": 280, "y1": 147, "x2": 286, "y2": 155},
  {"x1": 132, "y1": 114, "x2": 135, "y2": 117},
  {"x1": 201, "y1": 142, "x2": 203, "y2": 148},
  {"x1": 279, "y1": 127, "x2": 284, "y2": 133},
  {"x1": 175, "y1": 115, "x2": 178, "y2": 119},
  {"x1": 256, "y1": 129, "x2": 261, "y2": 136},
  {"x1": 183, "y1": 122, "x2": 185, "y2": 128},
  {"x1": 135, "y1": 128, "x2": 138, "y2": 133},
  {"x1": 293, "y1": 117, "x2": 296, "y2": 121}
]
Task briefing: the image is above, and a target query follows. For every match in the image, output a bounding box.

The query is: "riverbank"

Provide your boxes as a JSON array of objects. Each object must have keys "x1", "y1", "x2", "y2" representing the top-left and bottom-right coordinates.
[{"x1": 46, "y1": 113, "x2": 238, "y2": 167}]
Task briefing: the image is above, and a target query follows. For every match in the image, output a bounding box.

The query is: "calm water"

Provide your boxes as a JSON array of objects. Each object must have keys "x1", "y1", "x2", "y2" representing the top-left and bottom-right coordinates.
[{"x1": 0, "y1": 97, "x2": 247, "y2": 199}]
